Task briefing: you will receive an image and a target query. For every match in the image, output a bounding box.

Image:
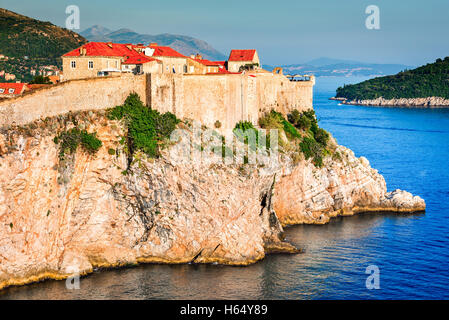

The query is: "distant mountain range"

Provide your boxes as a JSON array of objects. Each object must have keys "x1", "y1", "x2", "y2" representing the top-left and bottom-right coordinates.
[
  {"x1": 0, "y1": 7, "x2": 413, "y2": 83},
  {"x1": 81, "y1": 26, "x2": 412, "y2": 77},
  {"x1": 264, "y1": 57, "x2": 413, "y2": 78},
  {"x1": 80, "y1": 25, "x2": 227, "y2": 61}
]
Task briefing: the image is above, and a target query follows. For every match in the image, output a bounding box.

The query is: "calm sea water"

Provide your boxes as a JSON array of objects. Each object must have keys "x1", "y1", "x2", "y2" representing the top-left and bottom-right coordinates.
[{"x1": 2, "y1": 77, "x2": 449, "y2": 300}]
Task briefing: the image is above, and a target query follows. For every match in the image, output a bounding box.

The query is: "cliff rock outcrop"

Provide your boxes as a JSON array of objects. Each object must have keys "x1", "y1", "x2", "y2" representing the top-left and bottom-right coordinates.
[
  {"x1": 273, "y1": 147, "x2": 425, "y2": 225},
  {"x1": 0, "y1": 111, "x2": 425, "y2": 290},
  {"x1": 342, "y1": 96, "x2": 449, "y2": 107}
]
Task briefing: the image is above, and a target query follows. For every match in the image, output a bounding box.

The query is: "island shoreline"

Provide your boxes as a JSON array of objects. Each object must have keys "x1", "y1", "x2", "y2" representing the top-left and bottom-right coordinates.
[{"x1": 330, "y1": 96, "x2": 449, "y2": 108}]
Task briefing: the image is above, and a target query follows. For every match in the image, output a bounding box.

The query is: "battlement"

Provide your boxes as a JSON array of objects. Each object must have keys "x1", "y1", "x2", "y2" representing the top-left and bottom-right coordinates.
[{"x1": 0, "y1": 72, "x2": 314, "y2": 129}]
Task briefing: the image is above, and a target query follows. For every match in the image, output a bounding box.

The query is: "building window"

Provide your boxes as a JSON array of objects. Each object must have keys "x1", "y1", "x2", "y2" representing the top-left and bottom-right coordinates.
[
  {"x1": 115, "y1": 61, "x2": 118, "y2": 68},
  {"x1": 0, "y1": 89, "x2": 4, "y2": 93},
  {"x1": 8, "y1": 88, "x2": 14, "y2": 94},
  {"x1": 190, "y1": 66, "x2": 194, "y2": 73},
  {"x1": 183, "y1": 65, "x2": 188, "y2": 73},
  {"x1": 71, "y1": 61, "x2": 76, "y2": 68},
  {"x1": 88, "y1": 61, "x2": 93, "y2": 69}
]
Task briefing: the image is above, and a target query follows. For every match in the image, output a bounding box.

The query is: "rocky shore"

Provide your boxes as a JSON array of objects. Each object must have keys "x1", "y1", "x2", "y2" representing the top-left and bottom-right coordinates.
[
  {"x1": 0, "y1": 111, "x2": 425, "y2": 290},
  {"x1": 332, "y1": 96, "x2": 449, "y2": 107}
]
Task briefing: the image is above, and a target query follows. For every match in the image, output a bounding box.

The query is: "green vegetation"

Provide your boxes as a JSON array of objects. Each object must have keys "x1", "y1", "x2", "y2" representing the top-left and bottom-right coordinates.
[
  {"x1": 259, "y1": 109, "x2": 333, "y2": 167},
  {"x1": 53, "y1": 128, "x2": 102, "y2": 159},
  {"x1": 107, "y1": 93, "x2": 179, "y2": 159},
  {"x1": 29, "y1": 75, "x2": 52, "y2": 84},
  {"x1": 0, "y1": 8, "x2": 86, "y2": 82},
  {"x1": 336, "y1": 57, "x2": 449, "y2": 100},
  {"x1": 239, "y1": 63, "x2": 259, "y2": 72},
  {"x1": 233, "y1": 121, "x2": 262, "y2": 153}
]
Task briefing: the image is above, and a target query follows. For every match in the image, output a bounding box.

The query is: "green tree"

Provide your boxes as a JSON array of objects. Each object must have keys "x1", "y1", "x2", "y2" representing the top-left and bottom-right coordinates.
[{"x1": 29, "y1": 75, "x2": 52, "y2": 84}]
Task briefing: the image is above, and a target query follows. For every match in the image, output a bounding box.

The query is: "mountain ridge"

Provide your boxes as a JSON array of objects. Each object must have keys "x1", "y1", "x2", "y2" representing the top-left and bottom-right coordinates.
[
  {"x1": 0, "y1": 8, "x2": 87, "y2": 82},
  {"x1": 80, "y1": 25, "x2": 227, "y2": 61},
  {"x1": 264, "y1": 59, "x2": 412, "y2": 78}
]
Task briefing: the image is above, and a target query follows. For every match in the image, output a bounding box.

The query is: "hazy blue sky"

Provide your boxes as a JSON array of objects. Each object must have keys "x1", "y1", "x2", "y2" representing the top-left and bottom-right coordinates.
[{"x1": 2, "y1": 0, "x2": 449, "y2": 66}]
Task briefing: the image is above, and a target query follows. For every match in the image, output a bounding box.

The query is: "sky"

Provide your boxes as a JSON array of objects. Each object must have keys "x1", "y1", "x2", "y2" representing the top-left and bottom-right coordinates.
[{"x1": 2, "y1": 0, "x2": 449, "y2": 66}]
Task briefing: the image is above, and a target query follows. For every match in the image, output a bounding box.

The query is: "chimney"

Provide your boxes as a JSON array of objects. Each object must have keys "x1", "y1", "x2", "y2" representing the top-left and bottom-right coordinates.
[
  {"x1": 107, "y1": 42, "x2": 113, "y2": 48},
  {"x1": 195, "y1": 54, "x2": 203, "y2": 60},
  {"x1": 149, "y1": 42, "x2": 158, "y2": 47},
  {"x1": 79, "y1": 47, "x2": 87, "y2": 56}
]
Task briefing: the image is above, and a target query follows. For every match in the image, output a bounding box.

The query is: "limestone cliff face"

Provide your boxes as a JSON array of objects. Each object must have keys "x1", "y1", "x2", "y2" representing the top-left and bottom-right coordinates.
[
  {"x1": 0, "y1": 112, "x2": 425, "y2": 290},
  {"x1": 0, "y1": 112, "x2": 294, "y2": 290},
  {"x1": 273, "y1": 146, "x2": 425, "y2": 225}
]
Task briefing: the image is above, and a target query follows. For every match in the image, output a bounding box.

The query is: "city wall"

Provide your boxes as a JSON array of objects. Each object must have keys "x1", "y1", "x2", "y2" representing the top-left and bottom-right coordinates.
[
  {"x1": 147, "y1": 72, "x2": 314, "y2": 128},
  {"x1": 0, "y1": 72, "x2": 314, "y2": 129},
  {"x1": 0, "y1": 74, "x2": 146, "y2": 127}
]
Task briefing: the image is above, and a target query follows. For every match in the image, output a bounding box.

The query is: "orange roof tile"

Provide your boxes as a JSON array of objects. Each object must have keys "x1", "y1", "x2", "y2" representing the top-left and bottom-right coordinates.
[
  {"x1": 63, "y1": 42, "x2": 160, "y2": 64},
  {"x1": 0, "y1": 83, "x2": 27, "y2": 95},
  {"x1": 228, "y1": 50, "x2": 256, "y2": 61},
  {"x1": 148, "y1": 44, "x2": 186, "y2": 58}
]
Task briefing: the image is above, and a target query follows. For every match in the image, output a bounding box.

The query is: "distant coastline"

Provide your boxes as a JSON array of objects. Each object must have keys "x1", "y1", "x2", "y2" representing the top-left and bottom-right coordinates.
[{"x1": 330, "y1": 96, "x2": 449, "y2": 108}]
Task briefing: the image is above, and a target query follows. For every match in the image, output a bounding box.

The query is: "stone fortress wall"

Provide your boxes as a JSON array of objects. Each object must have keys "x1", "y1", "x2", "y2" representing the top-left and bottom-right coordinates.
[
  {"x1": 0, "y1": 72, "x2": 314, "y2": 129},
  {"x1": 0, "y1": 74, "x2": 147, "y2": 127}
]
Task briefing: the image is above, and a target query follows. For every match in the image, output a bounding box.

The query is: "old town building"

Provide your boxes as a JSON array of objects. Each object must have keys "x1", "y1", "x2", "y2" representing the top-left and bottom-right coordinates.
[{"x1": 62, "y1": 42, "x2": 258, "y2": 81}]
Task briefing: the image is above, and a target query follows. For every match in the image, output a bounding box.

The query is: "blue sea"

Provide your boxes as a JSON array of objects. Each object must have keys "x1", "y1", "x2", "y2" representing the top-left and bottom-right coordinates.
[{"x1": 2, "y1": 77, "x2": 449, "y2": 300}]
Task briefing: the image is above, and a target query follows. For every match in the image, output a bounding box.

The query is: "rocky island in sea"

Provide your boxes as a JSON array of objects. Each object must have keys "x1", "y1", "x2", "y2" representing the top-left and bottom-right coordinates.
[{"x1": 333, "y1": 57, "x2": 449, "y2": 107}]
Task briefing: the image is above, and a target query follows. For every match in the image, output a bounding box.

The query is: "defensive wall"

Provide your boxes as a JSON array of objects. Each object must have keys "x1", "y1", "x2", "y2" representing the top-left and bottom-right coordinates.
[
  {"x1": 0, "y1": 74, "x2": 146, "y2": 127},
  {"x1": 0, "y1": 72, "x2": 314, "y2": 129},
  {"x1": 147, "y1": 72, "x2": 314, "y2": 129}
]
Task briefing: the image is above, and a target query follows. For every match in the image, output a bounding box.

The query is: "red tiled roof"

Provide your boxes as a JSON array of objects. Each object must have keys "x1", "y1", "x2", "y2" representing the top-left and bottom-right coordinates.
[
  {"x1": 0, "y1": 83, "x2": 27, "y2": 95},
  {"x1": 149, "y1": 45, "x2": 186, "y2": 58},
  {"x1": 228, "y1": 49, "x2": 256, "y2": 61},
  {"x1": 63, "y1": 42, "x2": 160, "y2": 65},
  {"x1": 63, "y1": 42, "x2": 136, "y2": 57},
  {"x1": 47, "y1": 75, "x2": 60, "y2": 84},
  {"x1": 123, "y1": 55, "x2": 159, "y2": 65},
  {"x1": 194, "y1": 58, "x2": 221, "y2": 66}
]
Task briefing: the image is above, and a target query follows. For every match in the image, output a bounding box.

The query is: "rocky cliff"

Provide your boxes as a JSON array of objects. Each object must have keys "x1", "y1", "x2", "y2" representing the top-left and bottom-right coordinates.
[{"x1": 0, "y1": 111, "x2": 425, "y2": 290}]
